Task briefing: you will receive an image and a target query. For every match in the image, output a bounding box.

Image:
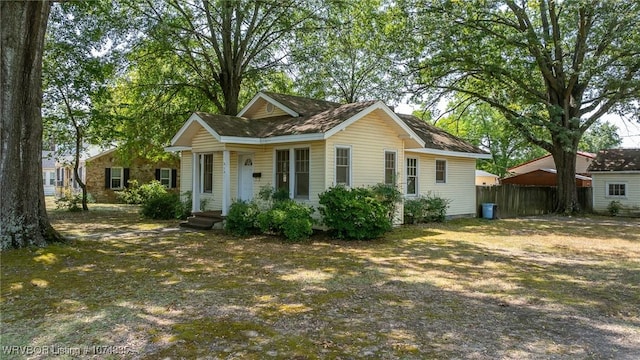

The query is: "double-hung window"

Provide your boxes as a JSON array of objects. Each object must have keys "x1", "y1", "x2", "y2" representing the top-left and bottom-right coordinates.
[
  {"x1": 406, "y1": 158, "x2": 418, "y2": 195},
  {"x1": 335, "y1": 147, "x2": 351, "y2": 186},
  {"x1": 295, "y1": 148, "x2": 310, "y2": 199},
  {"x1": 276, "y1": 149, "x2": 290, "y2": 192},
  {"x1": 436, "y1": 159, "x2": 447, "y2": 183},
  {"x1": 110, "y1": 167, "x2": 123, "y2": 189},
  {"x1": 159, "y1": 168, "x2": 171, "y2": 188},
  {"x1": 384, "y1": 151, "x2": 396, "y2": 185},
  {"x1": 200, "y1": 154, "x2": 213, "y2": 193}
]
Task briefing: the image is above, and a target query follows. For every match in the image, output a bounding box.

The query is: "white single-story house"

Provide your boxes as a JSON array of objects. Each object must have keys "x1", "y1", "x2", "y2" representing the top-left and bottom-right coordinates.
[
  {"x1": 475, "y1": 170, "x2": 500, "y2": 186},
  {"x1": 588, "y1": 148, "x2": 640, "y2": 214},
  {"x1": 166, "y1": 92, "x2": 490, "y2": 223}
]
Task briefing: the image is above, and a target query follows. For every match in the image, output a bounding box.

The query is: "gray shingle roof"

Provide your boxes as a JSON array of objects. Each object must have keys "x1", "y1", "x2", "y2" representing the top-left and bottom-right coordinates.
[
  {"x1": 588, "y1": 148, "x2": 640, "y2": 171},
  {"x1": 261, "y1": 91, "x2": 341, "y2": 116},
  {"x1": 195, "y1": 101, "x2": 376, "y2": 138},
  {"x1": 192, "y1": 93, "x2": 485, "y2": 155},
  {"x1": 398, "y1": 114, "x2": 488, "y2": 154}
]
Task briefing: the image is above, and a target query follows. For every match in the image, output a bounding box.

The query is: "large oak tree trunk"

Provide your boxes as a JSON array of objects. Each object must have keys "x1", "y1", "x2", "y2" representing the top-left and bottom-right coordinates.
[
  {"x1": 1, "y1": 1, "x2": 63, "y2": 250},
  {"x1": 551, "y1": 148, "x2": 580, "y2": 214}
]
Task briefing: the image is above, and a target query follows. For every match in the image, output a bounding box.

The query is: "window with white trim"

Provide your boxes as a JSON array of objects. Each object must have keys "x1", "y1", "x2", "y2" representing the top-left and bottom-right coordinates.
[
  {"x1": 200, "y1": 154, "x2": 213, "y2": 193},
  {"x1": 384, "y1": 151, "x2": 396, "y2": 185},
  {"x1": 406, "y1": 158, "x2": 418, "y2": 195},
  {"x1": 436, "y1": 159, "x2": 446, "y2": 183},
  {"x1": 276, "y1": 149, "x2": 290, "y2": 192},
  {"x1": 295, "y1": 148, "x2": 310, "y2": 199},
  {"x1": 160, "y1": 168, "x2": 171, "y2": 188},
  {"x1": 111, "y1": 167, "x2": 123, "y2": 189},
  {"x1": 335, "y1": 147, "x2": 351, "y2": 186},
  {"x1": 607, "y1": 182, "x2": 626, "y2": 197},
  {"x1": 275, "y1": 148, "x2": 310, "y2": 198}
]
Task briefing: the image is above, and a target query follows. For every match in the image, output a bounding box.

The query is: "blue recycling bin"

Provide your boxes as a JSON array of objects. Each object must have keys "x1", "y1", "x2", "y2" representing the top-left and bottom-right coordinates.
[{"x1": 482, "y1": 203, "x2": 495, "y2": 219}]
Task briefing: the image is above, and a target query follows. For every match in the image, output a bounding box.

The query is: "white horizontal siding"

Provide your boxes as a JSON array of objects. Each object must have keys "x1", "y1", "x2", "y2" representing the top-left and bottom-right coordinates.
[
  {"x1": 413, "y1": 153, "x2": 477, "y2": 216},
  {"x1": 592, "y1": 173, "x2": 640, "y2": 212},
  {"x1": 325, "y1": 110, "x2": 404, "y2": 188},
  {"x1": 180, "y1": 151, "x2": 192, "y2": 195},
  {"x1": 243, "y1": 98, "x2": 289, "y2": 119}
]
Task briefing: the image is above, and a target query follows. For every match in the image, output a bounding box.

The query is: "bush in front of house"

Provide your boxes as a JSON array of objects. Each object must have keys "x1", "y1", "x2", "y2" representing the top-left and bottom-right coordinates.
[
  {"x1": 257, "y1": 199, "x2": 315, "y2": 241},
  {"x1": 226, "y1": 187, "x2": 315, "y2": 241},
  {"x1": 404, "y1": 193, "x2": 451, "y2": 224},
  {"x1": 116, "y1": 180, "x2": 168, "y2": 205},
  {"x1": 141, "y1": 192, "x2": 183, "y2": 220},
  {"x1": 607, "y1": 200, "x2": 622, "y2": 216},
  {"x1": 225, "y1": 200, "x2": 261, "y2": 236},
  {"x1": 318, "y1": 184, "x2": 398, "y2": 240}
]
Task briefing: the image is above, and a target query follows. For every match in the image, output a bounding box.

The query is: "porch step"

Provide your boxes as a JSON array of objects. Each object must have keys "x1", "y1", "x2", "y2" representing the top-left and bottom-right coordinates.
[{"x1": 180, "y1": 211, "x2": 225, "y2": 230}]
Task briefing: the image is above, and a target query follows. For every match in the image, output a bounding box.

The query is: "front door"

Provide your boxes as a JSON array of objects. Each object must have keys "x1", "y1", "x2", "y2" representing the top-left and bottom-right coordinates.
[{"x1": 238, "y1": 155, "x2": 254, "y2": 201}]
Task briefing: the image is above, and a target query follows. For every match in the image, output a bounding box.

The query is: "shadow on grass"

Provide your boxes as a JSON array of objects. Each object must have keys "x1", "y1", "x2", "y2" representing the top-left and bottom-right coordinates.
[
  {"x1": 1, "y1": 208, "x2": 639, "y2": 358},
  {"x1": 439, "y1": 215, "x2": 640, "y2": 242}
]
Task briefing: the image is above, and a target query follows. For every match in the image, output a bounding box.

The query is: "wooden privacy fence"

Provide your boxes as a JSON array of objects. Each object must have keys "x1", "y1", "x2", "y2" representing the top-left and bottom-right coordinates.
[{"x1": 476, "y1": 185, "x2": 593, "y2": 218}]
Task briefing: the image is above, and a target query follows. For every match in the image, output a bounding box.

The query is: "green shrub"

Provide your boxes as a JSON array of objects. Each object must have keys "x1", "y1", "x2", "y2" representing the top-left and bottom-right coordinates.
[
  {"x1": 318, "y1": 185, "x2": 395, "y2": 240},
  {"x1": 257, "y1": 200, "x2": 314, "y2": 241},
  {"x1": 116, "y1": 180, "x2": 169, "y2": 205},
  {"x1": 607, "y1": 200, "x2": 622, "y2": 216},
  {"x1": 55, "y1": 193, "x2": 82, "y2": 212},
  {"x1": 55, "y1": 189, "x2": 95, "y2": 212},
  {"x1": 404, "y1": 193, "x2": 451, "y2": 224},
  {"x1": 370, "y1": 183, "x2": 403, "y2": 220},
  {"x1": 225, "y1": 200, "x2": 260, "y2": 236},
  {"x1": 141, "y1": 192, "x2": 182, "y2": 220}
]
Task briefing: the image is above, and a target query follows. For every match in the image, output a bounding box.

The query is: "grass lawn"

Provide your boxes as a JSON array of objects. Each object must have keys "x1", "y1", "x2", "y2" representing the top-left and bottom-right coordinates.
[{"x1": 1, "y1": 203, "x2": 639, "y2": 359}]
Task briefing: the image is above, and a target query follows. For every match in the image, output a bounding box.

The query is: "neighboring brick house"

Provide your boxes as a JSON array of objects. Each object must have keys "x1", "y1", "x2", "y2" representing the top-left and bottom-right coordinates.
[{"x1": 85, "y1": 148, "x2": 180, "y2": 203}]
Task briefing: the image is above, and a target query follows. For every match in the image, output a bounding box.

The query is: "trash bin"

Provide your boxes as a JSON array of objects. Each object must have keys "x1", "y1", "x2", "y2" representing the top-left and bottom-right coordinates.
[{"x1": 482, "y1": 203, "x2": 495, "y2": 219}]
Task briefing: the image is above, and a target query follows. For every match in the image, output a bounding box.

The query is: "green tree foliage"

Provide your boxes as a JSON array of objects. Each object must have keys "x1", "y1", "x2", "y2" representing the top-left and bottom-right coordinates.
[
  {"x1": 579, "y1": 121, "x2": 622, "y2": 154},
  {"x1": 404, "y1": 0, "x2": 640, "y2": 213},
  {"x1": 43, "y1": 1, "x2": 120, "y2": 211},
  {"x1": 125, "y1": 0, "x2": 318, "y2": 116},
  {"x1": 435, "y1": 101, "x2": 547, "y2": 177},
  {"x1": 291, "y1": 0, "x2": 406, "y2": 103}
]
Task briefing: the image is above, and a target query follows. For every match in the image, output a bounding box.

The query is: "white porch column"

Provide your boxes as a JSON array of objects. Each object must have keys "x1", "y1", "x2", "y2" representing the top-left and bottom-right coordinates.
[
  {"x1": 192, "y1": 152, "x2": 200, "y2": 213},
  {"x1": 222, "y1": 150, "x2": 231, "y2": 216}
]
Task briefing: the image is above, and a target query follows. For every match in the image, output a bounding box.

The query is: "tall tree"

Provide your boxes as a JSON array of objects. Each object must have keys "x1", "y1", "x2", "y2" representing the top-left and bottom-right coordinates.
[
  {"x1": 43, "y1": 2, "x2": 118, "y2": 211},
  {"x1": 128, "y1": 0, "x2": 318, "y2": 115},
  {"x1": 579, "y1": 121, "x2": 622, "y2": 154},
  {"x1": 405, "y1": 0, "x2": 640, "y2": 213},
  {"x1": 291, "y1": 0, "x2": 406, "y2": 104},
  {"x1": 1, "y1": 1, "x2": 63, "y2": 249}
]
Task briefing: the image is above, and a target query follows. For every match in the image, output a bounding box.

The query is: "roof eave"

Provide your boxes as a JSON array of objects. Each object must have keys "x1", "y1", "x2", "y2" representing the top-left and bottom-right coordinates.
[
  {"x1": 170, "y1": 113, "x2": 222, "y2": 146},
  {"x1": 406, "y1": 147, "x2": 492, "y2": 159},
  {"x1": 237, "y1": 92, "x2": 299, "y2": 118},
  {"x1": 164, "y1": 146, "x2": 192, "y2": 152}
]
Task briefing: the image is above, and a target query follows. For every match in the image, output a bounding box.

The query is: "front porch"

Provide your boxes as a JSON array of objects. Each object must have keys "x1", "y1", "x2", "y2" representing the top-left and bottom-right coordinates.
[{"x1": 189, "y1": 149, "x2": 257, "y2": 216}]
